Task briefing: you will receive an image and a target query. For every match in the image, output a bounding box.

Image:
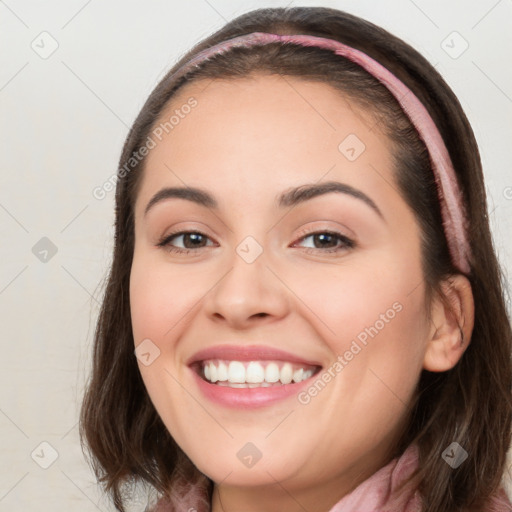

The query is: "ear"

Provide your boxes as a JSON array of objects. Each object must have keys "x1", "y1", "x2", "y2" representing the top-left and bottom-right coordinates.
[{"x1": 423, "y1": 274, "x2": 474, "y2": 372}]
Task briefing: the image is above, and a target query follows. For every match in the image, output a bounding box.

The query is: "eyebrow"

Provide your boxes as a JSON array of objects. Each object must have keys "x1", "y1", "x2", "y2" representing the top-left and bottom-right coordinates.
[{"x1": 143, "y1": 181, "x2": 384, "y2": 220}]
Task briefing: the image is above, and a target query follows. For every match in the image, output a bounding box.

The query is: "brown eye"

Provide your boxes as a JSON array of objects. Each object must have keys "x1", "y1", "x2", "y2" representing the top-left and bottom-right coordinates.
[
  {"x1": 157, "y1": 231, "x2": 215, "y2": 254},
  {"x1": 294, "y1": 231, "x2": 355, "y2": 253}
]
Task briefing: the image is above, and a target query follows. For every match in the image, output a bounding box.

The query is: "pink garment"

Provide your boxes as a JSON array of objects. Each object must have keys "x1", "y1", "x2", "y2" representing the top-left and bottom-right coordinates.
[{"x1": 151, "y1": 443, "x2": 512, "y2": 511}]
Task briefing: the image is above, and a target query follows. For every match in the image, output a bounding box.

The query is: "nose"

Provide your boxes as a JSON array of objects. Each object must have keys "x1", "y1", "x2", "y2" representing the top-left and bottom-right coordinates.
[{"x1": 202, "y1": 242, "x2": 290, "y2": 330}]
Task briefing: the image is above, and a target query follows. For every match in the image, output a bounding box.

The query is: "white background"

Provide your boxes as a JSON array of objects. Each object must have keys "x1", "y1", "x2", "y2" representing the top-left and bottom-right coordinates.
[{"x1": 0, "y1": 0, "x2": 511, "y2": 510}]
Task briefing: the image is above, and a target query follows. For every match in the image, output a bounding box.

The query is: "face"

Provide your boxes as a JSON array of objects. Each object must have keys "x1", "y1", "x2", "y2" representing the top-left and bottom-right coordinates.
[{"x1": 129, "y1": 74, "x2": 432, "y2": 503}]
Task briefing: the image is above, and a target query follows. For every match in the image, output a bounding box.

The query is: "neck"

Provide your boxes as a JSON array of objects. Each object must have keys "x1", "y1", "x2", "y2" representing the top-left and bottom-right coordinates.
[
  {"x1": 211, "y1": 481, "x2": 345, "y2": 512},
  {"x1": 210, "y1": 449, "x2": 392, "y2": 512}
]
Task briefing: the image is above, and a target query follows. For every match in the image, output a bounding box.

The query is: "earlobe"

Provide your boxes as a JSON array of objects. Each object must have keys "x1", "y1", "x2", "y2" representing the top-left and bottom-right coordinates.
[{"x1": 422, "y1": 275, "x2": 475, "y2": 373}]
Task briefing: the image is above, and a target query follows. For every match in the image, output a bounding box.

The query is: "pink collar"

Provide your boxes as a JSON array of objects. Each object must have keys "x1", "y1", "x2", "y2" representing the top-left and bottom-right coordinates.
[{"x1": 153, "y1": 443, "x2": 511, "y2": 512}]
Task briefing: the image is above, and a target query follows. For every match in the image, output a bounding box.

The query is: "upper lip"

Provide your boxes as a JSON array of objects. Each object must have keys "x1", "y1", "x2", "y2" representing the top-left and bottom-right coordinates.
[{"x1": 187, "y1": 344, "x2": 323, "y2": 367}]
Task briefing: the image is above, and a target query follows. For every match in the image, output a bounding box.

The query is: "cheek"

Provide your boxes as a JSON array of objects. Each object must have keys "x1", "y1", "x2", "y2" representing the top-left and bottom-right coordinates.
[
  {"x1": 129, "y1": 255, "x2": 210, "y2": 345},
  {"x1": 129, "y1": 253, "x2": 203, "y2": 414},
  {"x1": 129, "y1": 255, "x2": 208, "y2": 441},
  {"x1": 292, "y1": 253, "x2": 428, "y2": 412},
  {"x1": 290, "y1": 251, "x2": 426, "y2": 347}
]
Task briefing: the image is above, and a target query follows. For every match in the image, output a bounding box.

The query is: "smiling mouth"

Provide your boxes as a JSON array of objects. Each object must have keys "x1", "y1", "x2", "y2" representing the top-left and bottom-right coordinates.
[{"x1": 192, "y1": 359, "x2": 322, "y2": 388}]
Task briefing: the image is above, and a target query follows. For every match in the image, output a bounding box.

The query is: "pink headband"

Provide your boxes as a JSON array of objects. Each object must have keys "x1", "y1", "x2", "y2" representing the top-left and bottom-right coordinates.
[{"x1": 171, "y1": 32, "x2": 471, "y2": 274}]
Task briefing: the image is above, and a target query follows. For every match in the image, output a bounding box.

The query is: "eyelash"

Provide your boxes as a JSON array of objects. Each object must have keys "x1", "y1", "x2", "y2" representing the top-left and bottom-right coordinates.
[{"x1": 156, "y1": 229, "x2": 355, "y2": 255}]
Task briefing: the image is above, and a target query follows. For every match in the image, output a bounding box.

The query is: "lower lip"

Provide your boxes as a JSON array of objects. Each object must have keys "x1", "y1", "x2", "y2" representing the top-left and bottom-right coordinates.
[{"x1": 189, "y1": 367, "x2": 317, "y2": 409}]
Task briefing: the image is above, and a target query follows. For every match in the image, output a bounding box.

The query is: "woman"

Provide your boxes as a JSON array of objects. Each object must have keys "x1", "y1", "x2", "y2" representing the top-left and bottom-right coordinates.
[{"x1": 80, "y1": 7, "x2": 512, "y2": 511}]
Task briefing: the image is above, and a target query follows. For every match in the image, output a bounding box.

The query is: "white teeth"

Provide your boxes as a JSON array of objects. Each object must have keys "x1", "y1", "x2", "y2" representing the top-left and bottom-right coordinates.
[
  {"x1": 265, "y1": 363, "x2": 280, "y2": 383},
  {"x1": 217, "y1": 361, "x2": 228, "y2": 381},
  {"x1": 292, "y1": 368, "x2": 303, "y2": 383},
  {"x1": 246, "y1": 361, "x2": 265, "y2": 383},
  {"x1": 303, "y1": 369, "x2": 313, "y2": 380},
  {"x1": 209, "y1": 363, "x2": 218, "y2": 383},
  {"x1": 200, "y1": 360, "x2": 317, "y2": 386},
  {"x1": 280, "y1": 363, "x2": 293, "y2": 384},
  {"x1": 228, "y1": 361, "x2": 246, "y2": 383},
  {"x1": 217, "y1": 381, "x2": 272, "y2": 388}
]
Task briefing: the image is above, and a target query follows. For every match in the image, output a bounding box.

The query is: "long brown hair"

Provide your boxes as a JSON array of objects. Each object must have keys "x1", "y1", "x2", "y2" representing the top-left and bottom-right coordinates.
[{"x1": 80, "y1": 7, "x2": 512, "y2": 511}]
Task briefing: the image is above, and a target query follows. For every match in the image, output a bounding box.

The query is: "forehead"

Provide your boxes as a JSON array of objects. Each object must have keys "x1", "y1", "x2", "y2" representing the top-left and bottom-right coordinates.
[
  {"x1": 135, "y1": 73, "x2": 396, "y2": 213},
  {"x1": 166, "y1": 72, "x2": 381, "y2": 143}
]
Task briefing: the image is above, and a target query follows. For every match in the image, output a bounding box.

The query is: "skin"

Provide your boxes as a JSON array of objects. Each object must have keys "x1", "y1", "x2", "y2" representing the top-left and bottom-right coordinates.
[{"x1": 129, "y1": 73, "x2": 473, "y2": 512}]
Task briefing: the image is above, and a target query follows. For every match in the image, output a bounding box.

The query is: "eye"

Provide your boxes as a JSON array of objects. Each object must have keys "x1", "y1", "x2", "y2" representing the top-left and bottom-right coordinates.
[
  {"x1": 292, "y1": 230, "x2": 355, "y2": 254},
  {"x1": 156, "y1": 231, "x2": 216, "y2": 254},
  {"x1": 156, "y1": 229, "x2": 355, "y2": 256}
]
